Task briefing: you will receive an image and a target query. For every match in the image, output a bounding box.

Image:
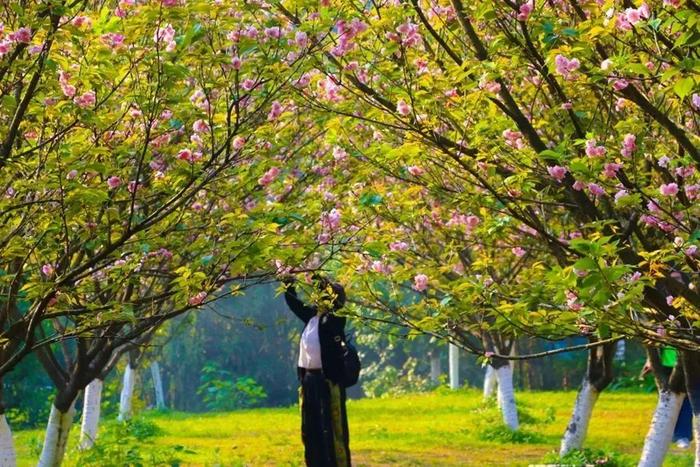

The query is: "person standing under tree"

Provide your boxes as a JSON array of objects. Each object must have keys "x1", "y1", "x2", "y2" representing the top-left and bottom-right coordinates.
[{"x1": 283, "y1": 275, "x2": 352, "y2": 467}]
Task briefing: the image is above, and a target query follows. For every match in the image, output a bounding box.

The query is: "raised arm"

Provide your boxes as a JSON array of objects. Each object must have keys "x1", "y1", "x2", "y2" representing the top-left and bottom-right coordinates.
[{"x1": 284, "y1": 282, "x2": 315, "y2": 324}]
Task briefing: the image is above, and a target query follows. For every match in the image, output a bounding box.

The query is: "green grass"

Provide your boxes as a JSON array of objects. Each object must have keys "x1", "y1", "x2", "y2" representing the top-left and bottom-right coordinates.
[{"x1": 14, "y1": 389, "x2": 696, "y2": 466}]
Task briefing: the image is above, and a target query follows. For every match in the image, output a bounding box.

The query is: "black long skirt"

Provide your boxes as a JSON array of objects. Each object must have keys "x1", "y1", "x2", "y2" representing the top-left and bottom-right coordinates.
[{"x1": 299, "y1": 370, "x2": 351, "y2": 467}]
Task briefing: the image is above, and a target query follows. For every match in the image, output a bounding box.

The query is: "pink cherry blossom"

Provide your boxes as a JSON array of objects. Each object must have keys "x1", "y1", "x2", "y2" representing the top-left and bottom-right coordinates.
[
  {"x1": 396, "y1": 99, "x2": 411, "y2": 116},
  {"x1": 268, "y1": 101, "x2": 283, "y2": 121},
  {"x1": 620, "y1": 134, "x2": 637, "y2": 157},
  {"x1": 587, "y1": 183, "x2": 605, "y2": 197},
  {"x1": 41, "y1": 264, "x2": 55, "y2": 277},
  {"x1": 602, "y1": 162, "x2": 622, "y2": 178},
  {"x1": 389, "y1": 241, "x2": 408, "y2": 251},
  {"x1": 554, "y1": 54, "x2": 580, "y2": 80},
  {"x1": 407, "y1": 165, "x2": 424, "y2": 176},
  {"x1": 413, "y1": 274, "x2": 429, "y2": 292},
  {"x1": 231, "y1": 55, "x2": 242, "y2": 70},
  {"x1": 192, "y1": 119, "x2": 210, "y2": 133},
  {"x1": 258, "y1": 166, "x2": 280, "y2": 186},
  {"x1": 547, "y1": 165, "x2": 568, "y2": 182},
  {"x1": 320, "y1": 209, "x2": 342, "y2": 231},
  {"x1": 517, "y1": 0, "x2": 534, "y2": 21},
  {"x1": 659, "y1": 183, "x2": 679, "y2": 196},
  {"x1": 188, "y1": 291, "x2": 208, "y2": 306},
  {"x1": 9, "y1": 27, "x2": 31, "y2": 43},
  {"x1": 233, "y1": 136, "x2": 246, "y2": 150},
  {"x1": 585, "y1": 139, "x2": 606, "y2": 157},
  {"x1": 512, "y1": 246, "x2": 526, "y2": 257},
  {"x1": 74, "y1": 91, "x2": 96, "y2": 108},
  {"x1": 107, "y1": 176, "x2": 122, "y2": 189}
]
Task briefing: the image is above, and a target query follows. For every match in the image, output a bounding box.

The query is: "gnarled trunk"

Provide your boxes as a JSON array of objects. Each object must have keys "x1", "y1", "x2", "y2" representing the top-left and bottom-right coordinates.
[
  {"x1": 118, "y1": 363, "x2": 136, "y2": 421},
  {"x1": 38, "y1": 399, "x2": 76, "y2": 467},
  {"x1": 79, "y1": 379, "x2": 103, "y2": 450},
  {"x1": 560, "y1": 340, "x2": 615, "y2": 456},
  {"x1": 483, "y1": 364, "x2": 497, "y2": 399}
]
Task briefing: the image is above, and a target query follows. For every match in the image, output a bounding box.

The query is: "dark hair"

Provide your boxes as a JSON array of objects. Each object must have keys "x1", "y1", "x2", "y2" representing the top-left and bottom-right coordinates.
[{"x1": 330, "y1": 282, "x2": 346, "y2": 310}]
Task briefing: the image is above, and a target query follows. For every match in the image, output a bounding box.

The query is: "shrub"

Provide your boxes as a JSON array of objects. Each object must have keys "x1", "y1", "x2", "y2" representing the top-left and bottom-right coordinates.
[{"x1": 197, "y1": 363, "x2": 267, "y2": 411}]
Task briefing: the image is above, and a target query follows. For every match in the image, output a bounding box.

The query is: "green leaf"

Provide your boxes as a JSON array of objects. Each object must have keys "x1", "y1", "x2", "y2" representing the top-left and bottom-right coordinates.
[
  {"x1": 360, "y1": 193, "x2": 383, "y2": 207},
  {"x1": 674, "y1": 77, "x2": 695, "y2": 99}
]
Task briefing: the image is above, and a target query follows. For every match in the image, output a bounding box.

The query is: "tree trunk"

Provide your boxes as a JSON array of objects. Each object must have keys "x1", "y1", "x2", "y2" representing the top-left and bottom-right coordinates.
[
  {"x1": 0, "y1": 413, "x2": 16, "y2": 467},
  {"x1": 637, "y1": 346, "x2": 686, "y2": 467},
  {"x1": 559, "y1": 340, "x2": 615, "y2": 456},
  {"x1": 118, "y1": 363, "x2": 136, "y2": 421},
  {"x1": 448, "y1": 343, "x2": 459, "y2": 389},
  {"x1": 494, "y1": 363, "x2": 519, "y2": 430},
  {"x1": 559, "y1": 379, "x2": 599, "y2": 456},
  {"x1": 38, "y1": 399, "x2": 76, "y2": 467},
  {"x1": 639, "y1": 390, "x2": 685, "y2": 467},
  {"x1": 483, "y1": 365, "x2": 497, "y2": 399},
  {"x1": 680, "y1": 350, "x2": 700, "y2": 467},
  {"x1": 151, "y1": 362, "x2": 165, "y2": 409},
  {"x1": 79, "y1": 379, "x2": 103, "y2": 450}
]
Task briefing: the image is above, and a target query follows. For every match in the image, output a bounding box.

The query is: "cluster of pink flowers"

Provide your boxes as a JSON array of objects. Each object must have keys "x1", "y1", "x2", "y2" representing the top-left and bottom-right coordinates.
[
  {"x1": 512, "y1": 246, "x2": 526, "y2": 257},
  {"x1": 585, "y1": 139, "x2": 606, "y2": 158},
  {"x1": 320, "y1": 209, "x2": 342, "y2": 231},
  {"x1": 100, "y1": 32, "x2": 125, "y2": 49},
  {"x1": 1, "y1": 26, "x2": 31, "y2": 56},
  {"x1": 517, "y1": 0, "x2": 534, "y2": 21},
  {"x1": 602, "y1": 162, "x2": 622, "y2": 178},
  {"x1": 447, "y1": 213, "x2": 481, "y2": 231},
  {"x1": 192, "y1": 119, "x2": 210, "y2": 133},
  {"x1": 188, "y1": 291, "x2": 207, "y2": 306},
  {"x1": 566, "y1": 291, "x2": 582, "y2": 311},
  {"x1": 177, "y1": 148, "x2": 202, "y2": 164},
  {"x1": 554, "y1": 54, "x2": 580, "y2": 80},
  {"x1": 330, "y1": 18, "x2": 367, "y2": 57},
  {"x1": 389, "y1": 241, "x2": 409, "y2": 251},
  {"x1": 74, "y1": 90, "x2": 96, "y2": 109},
  {"x1": 608, "y1": 76, "x2": 629, "y2": 91},
  {"x1": 153, "y1": 23, "x2": 177, "y2": 52},
  {"x1": 659, "y1": 183, "x2": 679, "y2": 196},
  {"x1": 620, "y1": 134, "x2": 637, "y2": 157},
  {"x1": 71, "y1": 16, "x2": 92, "y2": 28},
  {"x1": 268, "y1": 100, "x2": 284, "y2": 121},
  {"x1": 478, "y1": 76, "x2": 501, "y2": 94},
  {"x1": 616, "y1": 3, "x2": 650, "y2": 31},
  {"x1": 547, "y1": 165, "x2": 568, "y2": 183},
  {"x1": 58, "y1": 71, "x2": 76, "y2": 98},
  {"x1": 407, "y1": 165, "x2": 424, "y2": 176},
  {"x1": 502, "y1": 129, "x2": 525, "y2": 149},
  {"x1": 107, "y1": 176, "x2": 122, "y2": 189},
  {"x1": 369, "y1": 260, "x2": 392, "y2": 274},
  {"x1": 587, "y1": 182, "x2": 606, "y2": 197},
  {"x1": 41, "y1": 263, "x2": 55, "y2": 278},
  {"x1": 395, "y1": 21, "x2": 422, "y2": 48},
  {"x1": 258, "y1": 166, "x2": 280, "y2": 186},
  {"x1": 413, "y1": 274, "x2": 429, "y2": 292},
  {"x1": 232, "y1": 136, "x2": 246, "y2": 150},
  {"x1": 396, "y1": 99, "x2": 411, "y2": 116}
]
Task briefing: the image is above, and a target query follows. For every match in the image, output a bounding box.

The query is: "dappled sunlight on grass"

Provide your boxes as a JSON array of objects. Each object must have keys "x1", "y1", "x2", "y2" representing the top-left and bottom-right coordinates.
[{"x1": 13, "y1": 389, "x2": 697, "y2": 466}]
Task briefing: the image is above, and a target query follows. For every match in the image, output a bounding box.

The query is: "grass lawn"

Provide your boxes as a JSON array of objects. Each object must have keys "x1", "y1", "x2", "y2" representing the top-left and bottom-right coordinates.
[{"x1": 14, "y1": 388, "x2": 696, "y2": 466}]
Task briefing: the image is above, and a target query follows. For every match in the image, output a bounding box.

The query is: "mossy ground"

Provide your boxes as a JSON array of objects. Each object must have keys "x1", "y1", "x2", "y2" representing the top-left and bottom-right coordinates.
[{"x1": 14, "y1": 388, "x2": 695, "y2": 466}]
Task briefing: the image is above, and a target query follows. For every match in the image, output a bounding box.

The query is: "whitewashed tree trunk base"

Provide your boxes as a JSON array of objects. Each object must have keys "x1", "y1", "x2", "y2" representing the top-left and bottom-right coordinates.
[
  {"x1": 448, "y1": 344, "x2": 459, "y2": 389},
  {"x1": 693, "y1": 415, "x2": 700, "y2": 467},
  {"x1": 483, "y1": 365, "x2": 497, "y2": 400},
  {"x1": 429, "y1": 353, "x2": 441, "y2": 383},
  {"x1": 79, "y1": 379, "x2": 103, "y2": 450},
  {"x1": 559, "y1": 380, "x2": 599, "y2": 456},
  {"x1": 639, "y1": 390, "x2": 684, "y2": 467},
  {"x1": 38, "y1": 401, "x2": 76, "y2": 467},
  {"x1": 151, "y1": 362, "x2": 165, "y2": 409},
  {"x1": 495, "y1": 365, "x2": 518, "y2": 430},
  {"x1": 0, "y1": 414, "x2": 16, "y2": 467},
  {"x1": 118, "y1": 364, "x2": 136, "y2": 421}
]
